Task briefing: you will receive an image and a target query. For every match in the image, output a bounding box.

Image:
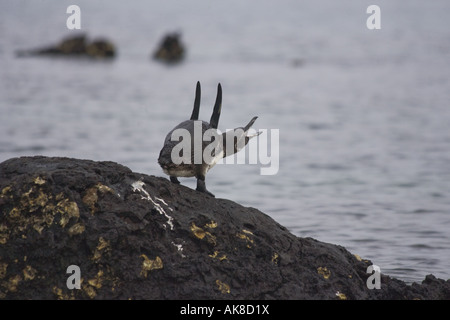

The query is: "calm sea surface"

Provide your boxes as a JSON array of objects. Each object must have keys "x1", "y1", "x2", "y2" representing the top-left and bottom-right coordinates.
[{"x1": 1, "y1": 0, "x2": 450, "y2": 284}]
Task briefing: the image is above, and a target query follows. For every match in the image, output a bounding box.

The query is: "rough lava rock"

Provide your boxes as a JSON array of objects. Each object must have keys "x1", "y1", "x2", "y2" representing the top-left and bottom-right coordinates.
[
  {"x1": 0, "y1": 156, "x2": 449, "y2": 300},
  {"x1": 152, "y1": 32, "x2": 185, "y2": 64},
  {"x1": 16, "y1": 34, "x2": 116, "y2": 59}
]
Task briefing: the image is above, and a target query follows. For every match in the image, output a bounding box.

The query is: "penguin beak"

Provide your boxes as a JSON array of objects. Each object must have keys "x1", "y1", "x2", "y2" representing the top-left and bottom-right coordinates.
[
  {"x1": 244, "y1": 116, "x2": 258, "y2": 132},
  {"x1": 243, "y1": 116, "x2": 261, "y2": 142}
]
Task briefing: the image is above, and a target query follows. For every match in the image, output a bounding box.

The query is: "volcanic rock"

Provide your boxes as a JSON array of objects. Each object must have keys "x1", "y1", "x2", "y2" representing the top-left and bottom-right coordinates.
[
  {"x1": 153, "y1": 32, "x2": 185, "y2": 64},
  {"x1": 0, "y1": 156, "x2": 449, "y2": 300},
  {"x1": 16, "y1": 34, "x2": 115, "y2": 59}
]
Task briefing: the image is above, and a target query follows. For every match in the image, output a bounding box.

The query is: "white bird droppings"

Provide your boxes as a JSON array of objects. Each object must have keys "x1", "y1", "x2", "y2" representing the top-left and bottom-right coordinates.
[{"x1": 131, "y1": 180, "x2": 174, "y2": 230}]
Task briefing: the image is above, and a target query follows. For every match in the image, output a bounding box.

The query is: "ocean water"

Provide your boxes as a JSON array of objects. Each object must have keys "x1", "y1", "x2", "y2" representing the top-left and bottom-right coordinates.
[{"x1": 1, "y1": 0, "x2": 450, "y2": 284}]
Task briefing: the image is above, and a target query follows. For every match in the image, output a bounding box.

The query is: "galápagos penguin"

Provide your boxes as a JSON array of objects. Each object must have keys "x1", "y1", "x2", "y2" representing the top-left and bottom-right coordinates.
[{"x1": 158, "y1": 82, "x2": 259, "y2": 197}]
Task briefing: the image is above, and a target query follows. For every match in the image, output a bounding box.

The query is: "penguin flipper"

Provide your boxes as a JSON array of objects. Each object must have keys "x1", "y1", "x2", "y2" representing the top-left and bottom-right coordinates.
[
  {"x1": 209, "y1": 83, "x2": 222, "y2": 129},
  {"x1": 190, "y1": 81, "x2": 201, "y2": 120}
]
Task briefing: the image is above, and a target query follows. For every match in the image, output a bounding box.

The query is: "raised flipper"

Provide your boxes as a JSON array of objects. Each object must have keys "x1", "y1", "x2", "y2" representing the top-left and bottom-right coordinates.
[
  {"x1": 190, "y1": 81, "x2": 201, "y2": 121},
  {"x1": 209, "y1": 83, "x2": 222, "y2": 129}
]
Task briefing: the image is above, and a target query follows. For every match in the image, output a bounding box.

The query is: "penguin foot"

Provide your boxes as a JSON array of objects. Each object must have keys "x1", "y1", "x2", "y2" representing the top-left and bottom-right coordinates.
[
  {"x1": 196, "y1": 179, "x2": 215, "y2": 197},
  {"x1": 170, "y1": 176, "x2": 180, "y2": 184}
]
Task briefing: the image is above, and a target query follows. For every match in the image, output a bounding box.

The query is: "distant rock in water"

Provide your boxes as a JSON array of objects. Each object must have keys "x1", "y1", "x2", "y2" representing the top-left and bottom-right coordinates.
[
  {"x1": 16, "y1": 34, "x2": 115, "y2": 59},
  {"x1": 0, "y1": 156, "x2": 449, "y2": 299},
  {"x1": 153, "y1": 32, "x2": 185, "y2": 64},
  {"x1": 85, "y1": 39, "x2": 115, "y2": 58}
]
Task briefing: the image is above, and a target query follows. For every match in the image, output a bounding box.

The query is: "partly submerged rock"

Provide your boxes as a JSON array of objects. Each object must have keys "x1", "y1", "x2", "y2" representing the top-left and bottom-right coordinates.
[
  {"x1": 16, "y1": 34, "x2": 116, "y2": 59},
  {"x1": 0, "y1": 156, "x2": 449, "y2": 299},
  {"x1": 153, "y1": 32, "x2": 185, "y2": 64},
  {"x1": 85, "y1": 39, "x2": 115, "y2": 58}
]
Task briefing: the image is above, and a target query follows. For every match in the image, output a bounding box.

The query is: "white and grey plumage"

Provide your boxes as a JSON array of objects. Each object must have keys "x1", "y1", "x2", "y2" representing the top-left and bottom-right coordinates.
[{"x1": 158, "y1": 81, "x2": 259, "y2": 197}]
